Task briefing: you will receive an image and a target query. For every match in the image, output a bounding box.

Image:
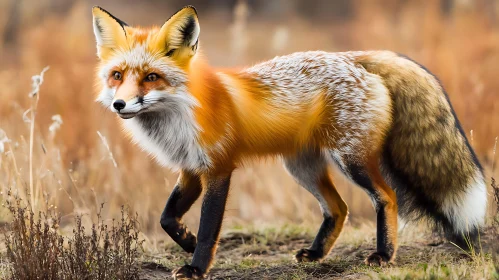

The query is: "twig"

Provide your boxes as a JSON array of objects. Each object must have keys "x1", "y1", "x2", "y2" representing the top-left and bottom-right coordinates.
[{"x1": 97, "y1": 131, "x2": 118, "y2": 168}]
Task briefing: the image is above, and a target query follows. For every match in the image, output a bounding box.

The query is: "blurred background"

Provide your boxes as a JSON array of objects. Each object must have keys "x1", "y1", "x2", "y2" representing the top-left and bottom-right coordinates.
[{"x1": 0, "y1": 0, "x2": 498, "y2": 245}]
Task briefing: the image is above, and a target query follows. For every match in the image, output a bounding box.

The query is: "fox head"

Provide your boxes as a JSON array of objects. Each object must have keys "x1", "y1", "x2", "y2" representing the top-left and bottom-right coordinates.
[{"x1": 92, "y1": 6, "x2": 200, "y2": 119}]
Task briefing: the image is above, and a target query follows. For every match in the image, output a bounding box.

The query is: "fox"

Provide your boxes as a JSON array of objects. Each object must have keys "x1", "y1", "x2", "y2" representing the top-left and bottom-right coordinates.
[{"x1": 92, "y1": 5, "x2": 487, "y2": 279}]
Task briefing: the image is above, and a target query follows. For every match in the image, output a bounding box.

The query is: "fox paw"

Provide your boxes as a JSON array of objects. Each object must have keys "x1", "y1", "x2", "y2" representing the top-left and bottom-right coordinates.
[
  {"x1": 177, "y1": 231, "x2": 197, "y2": 253},
  {"x1": 172, "y1": 265, "x2": 204, "y2": 279},
  {"x1": 364, "y1": 252, "x2": 392, "y2": 266},
  {"x1": 295, "y1": 249, "x2": 323, "y2": 262}
]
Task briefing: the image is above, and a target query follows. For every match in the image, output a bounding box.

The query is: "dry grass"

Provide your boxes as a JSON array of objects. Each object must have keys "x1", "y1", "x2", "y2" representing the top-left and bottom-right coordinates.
[
  {"x1": 3, "y1": 193, "x2": 143, "y2": 279},
  {"x1": 492, "y1": 176, "x2": 499, "y2": 276},
  {"x1": 1, "y1": 0, "x2": 498, "y2": 241},
  {"x1": 0, "y1": 0, "x2": 499, "y2": 279}
]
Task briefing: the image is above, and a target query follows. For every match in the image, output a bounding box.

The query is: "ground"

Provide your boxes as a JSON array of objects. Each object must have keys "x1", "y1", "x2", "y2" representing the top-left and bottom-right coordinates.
[{"x1": 139, "y1": 225, "x2": 498, "y2": 280}]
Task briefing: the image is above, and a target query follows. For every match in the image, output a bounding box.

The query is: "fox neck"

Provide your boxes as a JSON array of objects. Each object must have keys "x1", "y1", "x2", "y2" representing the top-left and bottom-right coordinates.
[
  {"x1": 186, "y1": 58, "x2": 237, "y2": 165},
  {"x1": 187, "y1": 57, "x2": 235, "y2": 146}
]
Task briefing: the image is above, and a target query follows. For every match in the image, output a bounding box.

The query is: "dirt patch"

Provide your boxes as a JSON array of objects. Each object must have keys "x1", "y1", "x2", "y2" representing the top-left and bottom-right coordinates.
[
  {"x1": 141, "y1": 262, "x2": 171, "y2": 280},
  {"x1": 140, "y1": 227, "x2": 498, "y2": 279}
]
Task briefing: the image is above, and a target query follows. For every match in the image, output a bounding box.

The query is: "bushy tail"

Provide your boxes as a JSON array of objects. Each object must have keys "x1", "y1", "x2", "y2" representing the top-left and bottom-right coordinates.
[{"x1": 356, "y1": 51, "x2": 487, "y2": 246}]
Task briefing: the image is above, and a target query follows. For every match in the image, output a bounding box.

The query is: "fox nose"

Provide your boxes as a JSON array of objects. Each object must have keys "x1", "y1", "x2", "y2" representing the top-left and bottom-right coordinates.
[{"x1": 113, "y1": 99, "x2": 126, "y2": 111}]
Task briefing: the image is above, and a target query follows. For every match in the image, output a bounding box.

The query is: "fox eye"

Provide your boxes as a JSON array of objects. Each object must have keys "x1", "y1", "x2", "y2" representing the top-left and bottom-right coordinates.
[
  {"x1": 166, "y1": 49, "x2": 176, "y2": 57},
  {"x1": 145, "y1": 73, "x2": 159, "y2": 82},
  {"x1": 112, "y1": 71, "x2": 122, "y2": 80}
]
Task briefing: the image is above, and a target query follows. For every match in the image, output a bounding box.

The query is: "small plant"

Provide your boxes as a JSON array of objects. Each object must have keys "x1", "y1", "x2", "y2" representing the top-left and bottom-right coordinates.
[
  {"x1": 4, "y1": 192, "x2": 63, "y2": 280},
  {"x1": 3, "y1": 193, "x2": 143, "y2": 280}
]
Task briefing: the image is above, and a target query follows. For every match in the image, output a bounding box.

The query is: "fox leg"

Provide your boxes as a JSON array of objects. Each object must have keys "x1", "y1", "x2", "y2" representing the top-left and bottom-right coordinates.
[
  {"x1": 160, "y1": 170, "x2": 202, "y2": 253},
  {"x1": 284, "y1": 148, "x2": 349, "y2": 262},
  {"x1": 173, "y1": 172, "x2": 232, "y2": 279},
  {"x1": 345, "y1": 158, "x2": 398, "y2": 266}
]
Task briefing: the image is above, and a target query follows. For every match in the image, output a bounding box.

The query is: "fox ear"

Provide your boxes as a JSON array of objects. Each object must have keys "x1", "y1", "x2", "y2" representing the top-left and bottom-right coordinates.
[
  {"x1": 92, "y1": 6, "x2": 128, "y2": 59},
  {"x1": 154, "y1": 6, "x2": 200, "y2": 59}
]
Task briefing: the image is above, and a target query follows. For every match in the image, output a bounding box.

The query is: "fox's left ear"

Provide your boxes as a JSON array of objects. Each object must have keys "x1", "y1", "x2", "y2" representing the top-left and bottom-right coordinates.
[
  {"x1": 154, "y1": 6, "x2": 200, "y2": 60},
  {"x1": 92, "y1": 6, "x2": 128, "y2": 59}
]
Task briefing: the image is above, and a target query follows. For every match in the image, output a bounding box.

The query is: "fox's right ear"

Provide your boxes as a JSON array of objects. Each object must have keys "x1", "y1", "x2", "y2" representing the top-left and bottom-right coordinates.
[{"x1": 92, "y1": 6, "x2": 128, "y2": 59}]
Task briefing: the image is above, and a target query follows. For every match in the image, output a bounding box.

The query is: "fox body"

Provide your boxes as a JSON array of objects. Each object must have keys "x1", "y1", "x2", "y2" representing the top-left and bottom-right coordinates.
[{"x1": 92, "y1": 6, "x2": 487, "y2": 279}]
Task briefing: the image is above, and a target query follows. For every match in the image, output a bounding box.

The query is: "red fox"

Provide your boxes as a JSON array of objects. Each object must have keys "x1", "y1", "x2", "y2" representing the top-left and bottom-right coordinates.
[{"x1": 92, "y1": 6, "x2": 487, "y2": 279}]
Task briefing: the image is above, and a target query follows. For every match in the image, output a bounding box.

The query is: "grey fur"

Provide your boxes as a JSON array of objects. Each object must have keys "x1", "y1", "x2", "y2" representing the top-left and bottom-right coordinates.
[{"x1": 283, "y1": 149, "x2": 332, "y2": 216}]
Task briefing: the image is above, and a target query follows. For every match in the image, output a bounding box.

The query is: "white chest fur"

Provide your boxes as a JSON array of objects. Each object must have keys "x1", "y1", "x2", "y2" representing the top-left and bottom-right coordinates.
[{"x1": 123, "y1": 111, "x2": 210, "y2": 171}]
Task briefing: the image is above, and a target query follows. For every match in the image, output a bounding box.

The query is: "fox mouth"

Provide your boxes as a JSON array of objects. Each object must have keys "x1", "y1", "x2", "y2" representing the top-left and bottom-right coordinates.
[
  {"x1": 117, "y1": 112, "x2": 139, "y2": 119},
  {"x1": 117, "y1": 105, "x2": 153, "y2": 119},
  {"x1": 116, "y1": 104, "x2": 146, "y2": 119}
]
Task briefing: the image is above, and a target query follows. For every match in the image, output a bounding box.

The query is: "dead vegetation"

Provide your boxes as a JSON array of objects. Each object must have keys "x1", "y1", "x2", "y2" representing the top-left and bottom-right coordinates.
[
  {"x1": 4, "y1": 193, "x2": 143, "y2": 280},
  {"x1": 491, "y1": 136, "x2": 499, "y2": 277},
  {"x1": 491, "y1": 176, "x2": 499, "y2": 276},
  {"x1": 1, "y1": 1, "x2": 499, "y2": 233}
]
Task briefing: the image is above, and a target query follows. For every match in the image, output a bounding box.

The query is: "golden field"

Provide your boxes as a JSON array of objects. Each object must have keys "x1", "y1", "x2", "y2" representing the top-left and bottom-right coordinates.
[
  {"x1": 0, "y1": 1, "x2": 498, "y2": 278},
  {"x1": 1, "y1": 0, "x2": 499, "y2": 236}
]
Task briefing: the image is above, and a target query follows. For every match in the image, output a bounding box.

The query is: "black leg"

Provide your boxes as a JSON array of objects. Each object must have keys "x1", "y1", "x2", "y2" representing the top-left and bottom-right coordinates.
[
  {"x1": 160, "y1": 171, "x2": 202, "y2": 253},
  {"x1": 173, "y1": 173, "x2": 232, "y2": 279},
  {"x1": 295, "y1": 216, "x2": 337, "y2": 261},
  {"x1": 346, "y1": 162, "x2": 398, "y2": 266},
  {"x1": 373, "y1": 202, "x2": 396, "y2": 259}
]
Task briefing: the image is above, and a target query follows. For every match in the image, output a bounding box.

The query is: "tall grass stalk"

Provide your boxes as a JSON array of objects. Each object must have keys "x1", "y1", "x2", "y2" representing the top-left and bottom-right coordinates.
[{"x1": 26, "y1": 66, "x2": 49, "y2": 212}]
